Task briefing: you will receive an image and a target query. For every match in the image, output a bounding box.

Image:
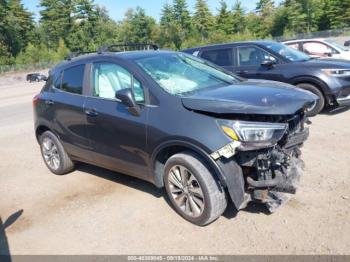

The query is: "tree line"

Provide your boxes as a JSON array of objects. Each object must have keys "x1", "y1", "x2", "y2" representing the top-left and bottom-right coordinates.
[{"x1": 1, "y1": 0, "x2": 350, "y2": 66}]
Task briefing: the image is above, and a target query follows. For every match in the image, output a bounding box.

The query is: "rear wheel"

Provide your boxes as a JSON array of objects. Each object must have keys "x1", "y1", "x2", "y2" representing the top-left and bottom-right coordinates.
[
  {"x1": 164, "y1": 152, "x2": 227, "y2": 226},
  {"x1": 39, "y1": 131, "x2": 74, "y2": 175},
  {"x1": 296, "y1": 83, "x2": 325, "y2": 116}
]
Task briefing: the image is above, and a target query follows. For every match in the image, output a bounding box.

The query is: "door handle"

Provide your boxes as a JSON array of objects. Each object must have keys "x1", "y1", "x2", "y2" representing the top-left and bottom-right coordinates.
[
  {"x1": 85, "y1": 108, "x2": 99, "y2": 117},
  {"x1": 45, "y1": 100, "x2": 54, "y2": 105}
]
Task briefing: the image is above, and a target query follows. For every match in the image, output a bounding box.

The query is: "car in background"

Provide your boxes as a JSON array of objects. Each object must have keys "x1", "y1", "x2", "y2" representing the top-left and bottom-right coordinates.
[
  {"x1": 26, "y1": 73, "x2": 47, "y2": 82},
  {"x1": 283, "y1": 39, "x2": 350, "y2": 60},
  {"x1": 344, "y1": 40, "x2": 350, "y2": 47},
  {"x1": 183, "y1": 41, "x2": 350, "y2": 116},
  {"x1": 33, "y1": 44, "x2": 316, "y2": 225}
]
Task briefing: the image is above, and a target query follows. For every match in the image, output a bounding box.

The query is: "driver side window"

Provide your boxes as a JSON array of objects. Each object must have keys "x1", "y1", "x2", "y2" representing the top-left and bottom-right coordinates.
[
  {"x1": 237, "y1": 46, "x2": 276, "y2": 66},
  {"x1": 92, "y1": 62, "x2": 145, "y2": 103}
]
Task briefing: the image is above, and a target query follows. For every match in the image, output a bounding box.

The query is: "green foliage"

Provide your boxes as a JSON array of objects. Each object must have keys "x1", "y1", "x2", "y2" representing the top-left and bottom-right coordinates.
[
  {"x1": 193, "y1": 0, "x2": 214, "y2": 40},
  {"x1": 324, "y1": 0, "x2": 350, "y2": 29},
  {"x1": 2, "y1": 0, "x2": 350, "y2": 70},
  {"x1": 215, "y1": 1, "x2": 232, "y2": 35},
  {"x1": 118, "y1": 7, "x2": 157, "y2": 44},
  {"x1": 39, "y1": 0, "x2": 75, "y2": 48},
  {"x1": 232, "y1": 1, "x2": 246, "y2": 34},
  {"x1": 2, "y1": 0, "x2": 34, "y2": 56}
]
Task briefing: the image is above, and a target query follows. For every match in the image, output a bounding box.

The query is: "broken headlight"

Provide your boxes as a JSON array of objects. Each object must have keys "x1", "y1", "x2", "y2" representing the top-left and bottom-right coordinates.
[{"x1": 218, "y1": 120, "x2": 288, "y2": 148}]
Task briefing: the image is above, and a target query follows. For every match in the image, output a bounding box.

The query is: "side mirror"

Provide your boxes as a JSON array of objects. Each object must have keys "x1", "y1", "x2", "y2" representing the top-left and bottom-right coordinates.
[
  {"x1": 115, "y1": 88, "x2": 140, "y2": 116},
  {"x1": 324, "y1": 52, "x2": 332, "y2": 57},
  {"x1": 261, "y1": 60, "x2": 276, "y2": 68}
]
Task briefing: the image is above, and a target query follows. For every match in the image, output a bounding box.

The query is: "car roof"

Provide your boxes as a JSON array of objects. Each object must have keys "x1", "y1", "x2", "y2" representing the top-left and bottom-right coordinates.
[
  {"x1": 283, "y1": 38, "x2": 325, "y2": 43},
  {"x1": 52, "y1": 50, "x2": 176, "y2": 73},
  {"x1": 182, "y1": 40, "x2": 278, "y2": 51}
]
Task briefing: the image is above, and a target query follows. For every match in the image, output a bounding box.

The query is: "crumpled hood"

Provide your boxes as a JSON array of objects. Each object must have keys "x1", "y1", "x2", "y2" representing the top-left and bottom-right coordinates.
[{"x1": 181, "y1": 79, "x2": 318, "y2": 115}]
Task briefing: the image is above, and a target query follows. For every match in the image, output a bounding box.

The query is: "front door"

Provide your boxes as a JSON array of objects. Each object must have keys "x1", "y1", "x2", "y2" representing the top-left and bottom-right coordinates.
[
  {"x1": 84, "y1": 62, "x2": 149, "y2": 179},
  {"x1": 234, "y1": 45, "x2": 283, "y2": 82}
]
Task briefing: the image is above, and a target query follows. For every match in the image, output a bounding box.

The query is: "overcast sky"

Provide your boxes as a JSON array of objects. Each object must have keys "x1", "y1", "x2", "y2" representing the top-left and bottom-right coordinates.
[{"x1": 22, "y1": 0, "x2": 283, "y2": 22}]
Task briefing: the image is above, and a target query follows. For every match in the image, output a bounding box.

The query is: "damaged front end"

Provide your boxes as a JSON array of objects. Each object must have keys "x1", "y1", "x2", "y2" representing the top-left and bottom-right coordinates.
[{"x1": 212, "y1": 111, "x2": 310, "y2": 212}]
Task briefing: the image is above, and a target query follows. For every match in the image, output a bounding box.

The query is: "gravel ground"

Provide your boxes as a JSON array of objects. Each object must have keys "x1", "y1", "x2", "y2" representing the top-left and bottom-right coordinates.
[{"x1": 0, "y1": 72, "x2": 349, "y2": 255}]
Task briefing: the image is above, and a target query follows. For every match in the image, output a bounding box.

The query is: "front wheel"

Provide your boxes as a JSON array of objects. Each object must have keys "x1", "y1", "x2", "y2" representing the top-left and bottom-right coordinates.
[
  {"x1": 296, "y1": 83, "x2": 325, "y2": 117},
  {"x1": 164, "y1": 152, "x2": 227, "y2": 226}
]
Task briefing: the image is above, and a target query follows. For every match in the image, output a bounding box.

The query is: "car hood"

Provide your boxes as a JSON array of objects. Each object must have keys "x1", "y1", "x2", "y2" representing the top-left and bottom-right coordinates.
[
  {"x1": 300, "y1": 58, "x2": 350, "y2": 68},
  {"x1": 181, "y1": 79, "x2": 318, "y2": 115}
]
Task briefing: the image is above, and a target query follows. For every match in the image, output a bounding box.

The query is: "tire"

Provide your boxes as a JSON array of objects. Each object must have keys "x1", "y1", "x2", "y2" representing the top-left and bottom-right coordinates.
[
  {"x1": 39, "y1": 131, "x2": 74, "y2": 175},
  {"x1": 296, "y1": 83, "x2": 325, "y2": 116},
  {"x1": 164, "y1": 151, "x2": 227, "y2": 226}
]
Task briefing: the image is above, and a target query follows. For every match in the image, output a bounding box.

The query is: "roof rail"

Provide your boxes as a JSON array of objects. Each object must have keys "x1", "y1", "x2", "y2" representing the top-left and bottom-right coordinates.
[
  {"x1": 66, "y1": 51, "x2": 96, "y2": 61},
  {"x1": 97, "y1": 43, "x2": 159, "y2": 54}
]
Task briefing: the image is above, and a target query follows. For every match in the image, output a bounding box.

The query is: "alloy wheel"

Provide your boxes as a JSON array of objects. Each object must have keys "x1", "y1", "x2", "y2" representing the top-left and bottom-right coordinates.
[
  {"x1": 42, "y1": 137, "x2": 60, "y2": 170},
  {"x1": 167, "y1": 165, "x2": 205, "y2": 217}
]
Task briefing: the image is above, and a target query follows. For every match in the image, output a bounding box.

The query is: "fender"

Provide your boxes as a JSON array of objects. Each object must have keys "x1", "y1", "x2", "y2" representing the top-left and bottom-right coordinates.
[{"x1": 150, "y1": 140, "x2": 245, "y2": 210}]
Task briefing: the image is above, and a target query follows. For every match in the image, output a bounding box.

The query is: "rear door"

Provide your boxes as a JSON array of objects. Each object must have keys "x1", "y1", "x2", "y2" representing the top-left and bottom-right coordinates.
[
  {"x1": 233, "y1": 45, "x2": 284, "y2": 81},
  {"x1": 83, "y1": 61, "x2": 149, "y2": 179},
  {"x1": 200, "y1": 47, "x2": 235, "y2": 72},
  {"x1": 44, "y1": 64, "x2": 92, "y2": 159}
]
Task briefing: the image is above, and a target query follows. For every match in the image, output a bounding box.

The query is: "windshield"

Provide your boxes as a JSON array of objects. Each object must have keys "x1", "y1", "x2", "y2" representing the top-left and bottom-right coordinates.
[
  {"x1": 261, "y1": 42, "x2": 311, "y2": 62},
  {"x1": 324, "y1": 39, "x2": 349, "y2": 51},
  {"x1": 135, "y1": 53, "x2": 238, "y2": 96}
]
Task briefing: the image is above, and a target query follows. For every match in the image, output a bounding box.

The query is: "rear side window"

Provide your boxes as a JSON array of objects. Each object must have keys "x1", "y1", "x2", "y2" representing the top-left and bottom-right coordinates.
[
  {"x1": 201, "y1": 48, "x2": 233, "y2": 66},
  {"x1": 285, "y1": 42, "x2": 299, "y2": 50},
  {"x1": 59, "y1": 65, "x2": 85, "y2": 94}
]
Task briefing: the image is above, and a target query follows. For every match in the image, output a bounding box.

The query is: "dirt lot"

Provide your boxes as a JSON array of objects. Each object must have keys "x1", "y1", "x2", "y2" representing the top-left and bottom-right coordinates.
[{"x1": 0, "y1": 72, "x2": 349, "y2": 255}]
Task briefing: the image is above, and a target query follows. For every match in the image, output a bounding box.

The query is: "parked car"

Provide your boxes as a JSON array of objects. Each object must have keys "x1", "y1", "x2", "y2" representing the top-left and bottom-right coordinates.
[
  {"x1": 26, "y1": 73, "x2": 47, "y2": 82},
  {"x1": 283, "y1": 38, "x2": 350, "y2": 60},
  {"x1": 183, "y1": 41, "x2": 350, "y2": 116},
  {"x1": 33, "y1": 44, "x2": 316, "y2": 225}
]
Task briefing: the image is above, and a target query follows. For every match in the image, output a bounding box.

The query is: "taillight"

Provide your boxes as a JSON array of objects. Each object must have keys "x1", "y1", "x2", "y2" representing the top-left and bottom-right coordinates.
[{"x1": 32, "y1": 94, "x2": 40, "y2": 107}]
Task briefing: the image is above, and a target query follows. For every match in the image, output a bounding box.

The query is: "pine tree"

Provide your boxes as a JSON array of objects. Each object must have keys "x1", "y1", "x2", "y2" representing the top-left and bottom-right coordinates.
[
  {"x1": 67, "y1": 0, "x2": 98, "y2": 51},
  {"x1": 232, "y1": 0, "x2": 246, "y2": 34},
  {"x1": 0, "y1": 0, "x2": 7, "y2": 44},
  {"x1": 93, "y1": 6, "x2": 119, "y2": 47},
  {"x1": 193, "y1": 0, "x2": 214, "y2": 40},
  {"x1": 118, "y1": 7, "x2": 156, "y2": 44},
  {"x1": 159, "y1": 2, "x2": 177, "y2": 47},
  {"x1": 4, "y1": 0, "x2": 35, "y2": 56},
  {"x1": 215, "y1": 0, "x2": 232, "y2": 34},
  {"x1": 253, "y1": 0, "x2": 275, "y2": 38},
  {"x1": 39, "y1": 0, "x2": 75, "y2": 48},
  {"x1": 173, "y1": 0, "x2": 191, "y2": 32},
  {"x1": 160, "y1": 2, "x2": 174, "y2": 26}
]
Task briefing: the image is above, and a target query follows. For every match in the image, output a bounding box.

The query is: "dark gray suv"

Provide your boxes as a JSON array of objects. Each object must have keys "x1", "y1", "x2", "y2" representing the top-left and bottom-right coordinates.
[
  {"x1": 183, "y1": 41, "x2": 350, "y2": 116},
  {"x1": 33, "y1": 45, "x2": 317, "y2": 225}
]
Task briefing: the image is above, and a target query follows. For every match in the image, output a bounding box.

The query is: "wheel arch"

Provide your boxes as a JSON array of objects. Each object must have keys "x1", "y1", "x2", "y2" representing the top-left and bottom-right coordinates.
[
  {"x1": 35, "y1": 124, "x2": 60, "y2": 143},
  {"x1": 290, "y1": 76, "x2": 329, "y2": 98},
  {"x1": 151, "y1": 140, "x2": 226, "y2": 189},
  {"x1": 35, "y1": 125, "x2": 51, "y2": 142},
  {"x1": 151, "y1": 140, "x2": 246, "y2": 210}
]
